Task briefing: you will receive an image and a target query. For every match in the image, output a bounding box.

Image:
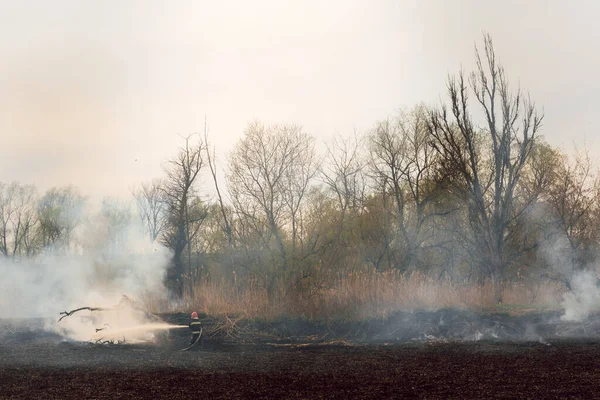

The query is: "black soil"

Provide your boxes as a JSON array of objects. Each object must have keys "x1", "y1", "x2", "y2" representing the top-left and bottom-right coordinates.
[{"x1": 2, "y1": 309, "x2": 600, "y2": 399}]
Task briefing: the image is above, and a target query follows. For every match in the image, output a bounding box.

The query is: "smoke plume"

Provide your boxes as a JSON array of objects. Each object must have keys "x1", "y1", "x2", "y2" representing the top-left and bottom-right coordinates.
[
  {"x1": 561, "y1": 270, "x2": 600, "y2": 322},
  {"x1": 0, "y1": 203, "x2": 172, "y2": 342}
]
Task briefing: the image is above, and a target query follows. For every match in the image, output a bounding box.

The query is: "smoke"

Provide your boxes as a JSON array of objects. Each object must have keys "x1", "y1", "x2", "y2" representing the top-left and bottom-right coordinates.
[
  {"x1": 532, "y1": 204, "x2": 600, "y2": 322},
  {"x1": 0, "y1": 201, "x2": 173, "y2": 342},
  {"x1": 560, "y1": 270, "x2": 600, "y2": 322}
]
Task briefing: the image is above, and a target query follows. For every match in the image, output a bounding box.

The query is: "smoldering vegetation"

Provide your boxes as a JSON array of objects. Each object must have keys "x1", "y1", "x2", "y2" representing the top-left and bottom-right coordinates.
[
  {"x1": 2, "y1": 34, "x2": 600, "y2": 348},
  {"x1": 0, "y1": 188, "x2": 173, "y2": 342},
  {"x1": 154, "y1": 310, "x2": 600, "y2": 346},
  {"x1": 3, "y1": 308, "x2": 600, "y2": 352}
]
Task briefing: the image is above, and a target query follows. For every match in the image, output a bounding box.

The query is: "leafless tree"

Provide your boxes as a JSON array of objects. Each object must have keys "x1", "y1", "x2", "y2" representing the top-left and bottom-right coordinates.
[
  {"x1": 37, "y1": 186, "x2": 85, "y2": 253},
  {"x1": 282, "y1": 132, "x2": 318, "y2": 256},
  {"x1": 369, "y1": 105, "x2": 449, "y2": 272},
  {"x1": 0, "y1": 182, "x2": 39, "y2": 258},
  {"x1": 227, "y1": 121, "x2": 316, "y2": 278},
  {"x1": 321, "y1": 133, "x2": 367, "y2": 217},
  {"x1": 132, "y1": 179, "x2": 167, "y2": 243},
  {"x1": 203, "y1": 119, "x2": 233, "y2": 249},
  {"x1": 428, "y1": 34, "x2": 543, "y2": 302},
  {"x1": 161, "y1": 135, "x2": 208, "y2": 299},
  {"x1": 486, "y1": 140, "x2": 561, "y2": 287},
  {"x1": 310, "y1": 133, "x2": 369, "y2": 272},
  {"x1": 542, "y1": 149, "x2": 600, "y2": 290}
]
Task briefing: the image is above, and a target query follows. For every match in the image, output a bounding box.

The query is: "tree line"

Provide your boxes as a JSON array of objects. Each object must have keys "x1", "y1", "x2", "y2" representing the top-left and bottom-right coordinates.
[{"x1": 2, "y1": 35, "x2": 598, "y2": 304}]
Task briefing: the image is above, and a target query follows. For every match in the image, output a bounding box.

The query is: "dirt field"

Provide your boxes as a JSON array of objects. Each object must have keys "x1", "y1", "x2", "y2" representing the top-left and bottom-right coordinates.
[{"x1": 2, "y1": 311, "x2": 600, "y2": 399}]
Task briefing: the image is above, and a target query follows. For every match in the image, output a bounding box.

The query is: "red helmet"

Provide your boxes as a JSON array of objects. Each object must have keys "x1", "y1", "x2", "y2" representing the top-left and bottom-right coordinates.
[{"x1": 191, "y1": 311, "x2": 198, "y2": 318}]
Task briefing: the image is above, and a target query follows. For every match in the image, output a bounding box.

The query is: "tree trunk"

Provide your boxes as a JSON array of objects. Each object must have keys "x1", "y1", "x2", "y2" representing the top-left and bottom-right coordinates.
[
  {"x1": 491, "y1": 266, "x2": 503, "y2": 304},
  {"x1": 166, "y1": 224, "x2": 186, "y2": 300}
]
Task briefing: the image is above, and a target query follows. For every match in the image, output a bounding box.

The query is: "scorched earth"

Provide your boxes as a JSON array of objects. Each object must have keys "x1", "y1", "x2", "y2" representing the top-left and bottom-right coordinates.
[{"x1": 1, "y1": 310, "x2": 600, "y2": 399}]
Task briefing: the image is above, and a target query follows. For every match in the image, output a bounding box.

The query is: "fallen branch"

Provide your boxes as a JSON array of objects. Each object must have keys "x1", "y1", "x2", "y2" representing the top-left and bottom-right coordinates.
[
  {"x1": 58, "y1": 307, "x2": 108, "y2": 322},
  {"x1": 93, "y1": 335, "x2": 126, "y2": 346},
  {"x1": 206, "y1": 314, "x2": 248, "y2": 339},
  {"x1": 57, "y1": 295, "x2": 165, "y2": 344},
  {"x1": 57, "y1": 295, "x2": 160, "y2": 323}
]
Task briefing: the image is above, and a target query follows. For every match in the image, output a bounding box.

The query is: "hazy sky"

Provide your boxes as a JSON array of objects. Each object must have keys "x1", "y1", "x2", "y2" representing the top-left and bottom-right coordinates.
[{"x1": 1, "y1": 0, "x2": 599, "y2": 199}]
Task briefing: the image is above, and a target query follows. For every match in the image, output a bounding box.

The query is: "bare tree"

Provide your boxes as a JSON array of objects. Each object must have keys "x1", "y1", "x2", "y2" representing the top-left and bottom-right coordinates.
[
  {"x1": 321, "y1": 133, "x2": 367, "y2": 217},
  {"x1": 0, "y1": 182, "x2": 39, "y2": 258},
  {"x1": 37, "y1": 186, "x2": 85, "y2": 253},
  {"x1": 542, "y1": 149, "x2": 600, "y2": 290},
  {"x1": 203, "y1": 119, "x2": 233, "y2": 249},
  {"x1": 227, "y1": 121, "x2": 316, "y2": 279},
  {"x1": 312, "y1": 133, "x2": 369, "y2": 271},
  {"x1": 369, "y1": 105, "x2": 448, "y2": 272},
  {"x1": 132, "y1": 179, "x2": 167, "y2": 243},
  {"x1": 282, "y1": 131, "x2": 318, "y2": 256},
  {"x1": 428, "y1": 34, "x2": 543, "y2": 302},
  {"x1": 491, "y1": 141, "x2": 562, "y2": 285},
  {"x1": 161, "y1": 135, "x2": 208, "y2": 300}
]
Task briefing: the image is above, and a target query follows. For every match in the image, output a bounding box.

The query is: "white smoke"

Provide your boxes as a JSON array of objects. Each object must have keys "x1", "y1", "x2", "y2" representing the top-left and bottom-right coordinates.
[
  {"x1": 532, "y1": 204, "x2": 600, "y2": 323},
  {"x1": 560, "y1": 270, "x2": 600, "y2": 322},
  {"x1": 0, "y1": 201, "x2": 172, "y2": 341}
]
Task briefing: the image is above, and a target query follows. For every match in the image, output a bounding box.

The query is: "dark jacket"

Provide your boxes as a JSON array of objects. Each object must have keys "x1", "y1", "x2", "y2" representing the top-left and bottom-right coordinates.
[{"x1": 189, "y1": 319, "x2": 202, "y2": 334}]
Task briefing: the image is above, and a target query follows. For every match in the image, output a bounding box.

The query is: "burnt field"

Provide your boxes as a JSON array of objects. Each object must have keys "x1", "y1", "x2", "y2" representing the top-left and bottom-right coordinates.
[{"x1": 2, "y1": 310, "x2": 600, "y2": 399}]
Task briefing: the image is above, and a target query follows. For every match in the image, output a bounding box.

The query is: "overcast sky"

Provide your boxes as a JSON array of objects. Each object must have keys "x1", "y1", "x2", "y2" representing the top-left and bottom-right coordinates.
[{"x1": 1, "y1": 0, "x2": 599, "y2": 199}]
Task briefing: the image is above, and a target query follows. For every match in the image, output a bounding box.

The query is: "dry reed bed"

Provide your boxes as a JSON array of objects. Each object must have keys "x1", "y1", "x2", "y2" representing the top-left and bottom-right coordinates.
[{"x1": 141, "y1": 271, "x2": 565, "y2": 321}]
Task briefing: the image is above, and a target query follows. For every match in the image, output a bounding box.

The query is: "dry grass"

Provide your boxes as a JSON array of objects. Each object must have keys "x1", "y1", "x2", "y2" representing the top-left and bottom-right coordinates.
[{"x1": 141, "y1": 271, "x2": 565, "y2": 321}]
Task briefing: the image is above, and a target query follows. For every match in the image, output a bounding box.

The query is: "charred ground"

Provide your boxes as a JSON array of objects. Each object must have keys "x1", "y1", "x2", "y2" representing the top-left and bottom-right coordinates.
[{"x1": 2, "y1": 309, "x2": 600, "y2": 399}]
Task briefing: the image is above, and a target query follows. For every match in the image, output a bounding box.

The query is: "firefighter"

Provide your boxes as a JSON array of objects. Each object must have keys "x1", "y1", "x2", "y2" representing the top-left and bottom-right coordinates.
[{"x1": 189, "y1": 311, "x2": 202, "y2": 345}]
